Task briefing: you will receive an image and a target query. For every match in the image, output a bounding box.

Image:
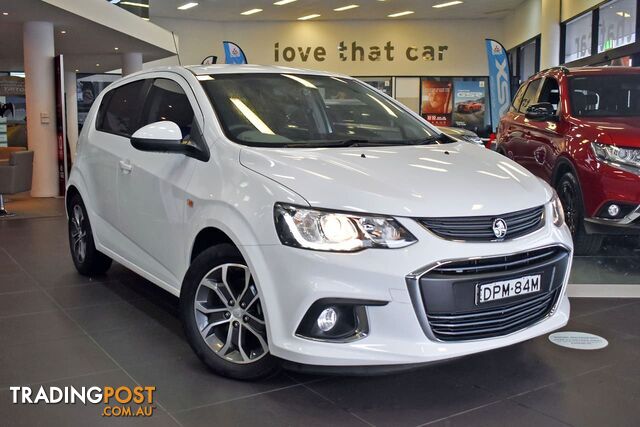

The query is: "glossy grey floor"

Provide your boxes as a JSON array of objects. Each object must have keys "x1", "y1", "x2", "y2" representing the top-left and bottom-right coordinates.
[{"x1": 1, "y1": 216, "x2": 640, "y2": 427}]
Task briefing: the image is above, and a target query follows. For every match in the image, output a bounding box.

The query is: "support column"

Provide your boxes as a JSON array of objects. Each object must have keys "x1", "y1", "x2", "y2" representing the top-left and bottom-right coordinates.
[
  {"x1": 540, "y1": 0, "x2": 561, "y2": 69},
  {"x1": 23, "y1": 21, "x2": 58, "y2": 197},
  {"x1": 64, "y1": 71, "x2": 78, "y2": 164},
  {"x1": 122, "y1": 52, "x2": 143, "y2": 76}
]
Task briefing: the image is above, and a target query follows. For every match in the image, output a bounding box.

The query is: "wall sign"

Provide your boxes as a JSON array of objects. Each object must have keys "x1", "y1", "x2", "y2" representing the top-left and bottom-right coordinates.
[{"x1": 274, "y1": 41, "x2": 448, "y2": 63}]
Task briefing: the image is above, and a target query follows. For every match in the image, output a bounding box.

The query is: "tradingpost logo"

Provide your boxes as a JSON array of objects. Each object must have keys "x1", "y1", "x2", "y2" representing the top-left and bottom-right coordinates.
[{"x1": 10, "y1": 385, "x2": 157, "y2": 418}]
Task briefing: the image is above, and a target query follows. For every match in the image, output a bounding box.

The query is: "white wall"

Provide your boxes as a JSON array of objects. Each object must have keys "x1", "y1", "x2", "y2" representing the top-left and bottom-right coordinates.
[
  {"x1": 562, "y1": 0, "x2": 602, "y2": 21},
  {"x1": 503, "y1": 0, "x2": 542, "y2": 50},
  {"x1": 149, "y1": 18, "x2": 504, "y2": 77}
]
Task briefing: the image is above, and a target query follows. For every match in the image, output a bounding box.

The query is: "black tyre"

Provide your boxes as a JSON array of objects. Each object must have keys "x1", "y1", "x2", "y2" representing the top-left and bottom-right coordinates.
[
  {"x1": 180, "y1": 244, "x2": 279, "y2": 380},
  {"x1": 556, "y1": 172, "x2": 603, "y2": 256},
  {"x1": 67, "y1": 194, "x2": 112, "y2": 276}
]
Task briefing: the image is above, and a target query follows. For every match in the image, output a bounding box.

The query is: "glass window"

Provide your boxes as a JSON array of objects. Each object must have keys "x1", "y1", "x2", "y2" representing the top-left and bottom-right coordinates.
[
  {"x1": 518, "y1": 40, "x2": 537, "y2": 82},
  {"x1": 141, "y1": 79, "x2": 195, "y2": 139},
  {"x1": 511, "y1": 81, "x2": 529, "y2": 112},
  {"x1": 598, "y1": 0, "x2": 637, "y2": 53},
  {"x1": 538, "y1": 78, "x2": 561, "y2": 114},
  {"x1": 519, "y1": 79, "x2": 542, "y2": 112},
  {"x1": 565, "y1": 12, "x2": 593, "y2": 62},
  {"x1": 569, "y1": 74, "x2": 640, "y2": 117},
  {"x1": 201, "y1": 74, "x2": 441, "y2": 147},
  {"x1": 96, "y1": 80, "x2": 145, "y2": 136}
]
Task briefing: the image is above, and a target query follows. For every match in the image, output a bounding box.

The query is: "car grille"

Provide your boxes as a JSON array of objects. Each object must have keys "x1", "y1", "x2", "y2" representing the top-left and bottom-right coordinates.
[
  {"x1": 420, "y1": 205, "x2": 545, "y2": 241},
  {"x1": 426, "y1": 289, "x2": 560, "y2": 341},
  {"x1": 408, "y1": 246, "x2": 569, "y2": 342}
]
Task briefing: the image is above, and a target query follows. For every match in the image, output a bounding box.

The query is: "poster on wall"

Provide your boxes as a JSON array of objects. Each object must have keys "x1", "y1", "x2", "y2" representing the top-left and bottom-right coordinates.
[
  {"x1": 452, "y1": 79, "x2": 488, "y2": 134},
  {"x1": 0, "y1": 76, "x2": 26, "y2": 148},
  {"x1": 421, "y1": 78, "x2": 453, "y2": 126},
  {"x1": 77, "y1": 74, "x2": 120, "y2": 128}
]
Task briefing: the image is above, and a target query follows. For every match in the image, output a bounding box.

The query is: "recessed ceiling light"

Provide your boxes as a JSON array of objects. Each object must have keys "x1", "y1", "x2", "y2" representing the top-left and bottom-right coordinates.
[
  {"x1": 616, "y1": 11, "x2": 631, "y2": 17},
  {"x1": 334, "y1": 4, "x2": 359, "y2": 12},
  {"x1": 298, "y1": 14, "x2": 321, "y2": 20},
  {"x1": 241, "y1": 8, "x2": 262, "y2": 15},
  {"x1": 75, "y1": 69, "x2": 79, "y2": 72},
  {"x1": 432, "y1": 1, "x2": 463, "y2": 8},
  {"x1": 177, "y1": 2, "x2": 198, "y2": 10},
  {"x1": 96, "y1": 63, "x2": 100, "y2": 67},
  {"x1": 2, "y1": 12, "x2": 9, "y2": 16},
  {"x1": 388, "y1": 11, "x2": 414, "y2": 17},
  {"x1": 119, "y1": 1, "x2": 149, "y2": 7},
  {"x1": 114, "y1": 47, "x2": 119, "y2": 50},
  {"x1": 274, "y1": 0, "x2": 297, "y2": 5},
  {"x1": 60, "y1": 30, "x2": 66, "y2": 34}
]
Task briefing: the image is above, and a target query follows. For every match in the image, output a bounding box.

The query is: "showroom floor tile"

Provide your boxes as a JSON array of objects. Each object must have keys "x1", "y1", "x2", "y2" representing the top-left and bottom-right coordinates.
[{"x1": 1, "y1": 216, "x2": 640, "y2": 426}]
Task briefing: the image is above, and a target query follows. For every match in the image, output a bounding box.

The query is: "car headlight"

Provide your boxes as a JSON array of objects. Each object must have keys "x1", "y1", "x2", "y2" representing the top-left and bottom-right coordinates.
[
  {"x1": 274, "y1": 203, "x2": 417, "y2": 252},
  {"x1": 549, "y1": 191, "x2": 564, "y2": 227},
  {"x1": 591, "y1": 142, "x2": 640, "y2": 172}
]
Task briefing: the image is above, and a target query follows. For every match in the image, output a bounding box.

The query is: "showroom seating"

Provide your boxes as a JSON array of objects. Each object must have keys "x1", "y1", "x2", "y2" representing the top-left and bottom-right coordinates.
[{"x1": 0, "y1": 147, "x2": 34, "y2": 217}]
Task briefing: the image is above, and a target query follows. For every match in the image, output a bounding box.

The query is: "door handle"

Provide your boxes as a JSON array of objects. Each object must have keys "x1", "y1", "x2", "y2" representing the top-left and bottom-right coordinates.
[{"x1": 119, "y1": 159, "x2": 132, "y2": 174}]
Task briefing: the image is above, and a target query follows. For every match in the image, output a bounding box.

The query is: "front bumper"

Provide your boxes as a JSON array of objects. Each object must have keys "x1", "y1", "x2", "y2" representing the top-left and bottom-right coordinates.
[{"x1": 242, "y1": 209, "x2": 573, "y2": 367}]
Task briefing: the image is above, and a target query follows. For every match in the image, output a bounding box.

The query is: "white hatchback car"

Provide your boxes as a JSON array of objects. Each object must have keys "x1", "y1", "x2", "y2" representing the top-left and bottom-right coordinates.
[{"x1": 67, "y1": 65, "x2": 573, "y2": 380}]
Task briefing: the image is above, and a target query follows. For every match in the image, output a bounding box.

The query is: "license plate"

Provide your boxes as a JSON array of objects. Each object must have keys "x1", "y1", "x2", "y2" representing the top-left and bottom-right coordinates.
[{"x1": 476, "y1": 274, "x2": 542, "y2": 304}]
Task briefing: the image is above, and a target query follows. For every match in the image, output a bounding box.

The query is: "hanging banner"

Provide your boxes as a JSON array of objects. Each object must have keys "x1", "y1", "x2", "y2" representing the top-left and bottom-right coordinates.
[
  {"x1": 223, "y1": 41, "x2": 248, "y2": 64},
  {"x1": 54, "y1": 55, "x2": 68, "y2": 196},
  {"x1": 485, "y1": 39, "x2": 511, "y2": 132}
]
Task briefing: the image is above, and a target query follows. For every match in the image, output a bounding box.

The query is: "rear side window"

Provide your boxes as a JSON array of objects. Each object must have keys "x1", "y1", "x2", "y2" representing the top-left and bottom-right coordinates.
[
  {"x1": 538, "y1": 77, "x2": 561, "y2": 114},
  {"x1": 518, "y1": 79, "x2": 542, "y2": 113},
  {"x1": 511, "y1": 82, "x2": 528, "y2": 111},
  {"x1": 96, "y1": 80, "x2": 146, "y2": 137},
  {"x1": 140, "y1": 79, "x2": 195, "y2": 139}
]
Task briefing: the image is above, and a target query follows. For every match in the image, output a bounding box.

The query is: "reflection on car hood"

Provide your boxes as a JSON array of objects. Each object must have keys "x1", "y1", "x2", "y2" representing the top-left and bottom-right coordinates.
[
  {"x1": 577, "y1": 117, "x2": 640, "y2": 148},
  {"x1": 240, "y1": 142, "x2": 551, "y2": 217}
]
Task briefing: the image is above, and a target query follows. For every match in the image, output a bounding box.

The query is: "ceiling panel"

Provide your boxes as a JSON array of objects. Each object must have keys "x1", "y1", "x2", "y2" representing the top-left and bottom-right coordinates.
[{"x1": 149, "y1": 0, "x2": 525, "y2": 22}]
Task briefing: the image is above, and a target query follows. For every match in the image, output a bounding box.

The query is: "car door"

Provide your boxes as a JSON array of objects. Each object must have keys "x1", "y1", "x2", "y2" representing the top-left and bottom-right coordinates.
[
  {"x1": 524, "y1": 76, "x2": 566, "y2": 181},
  {"x1": 509, "y1": 78, "x2": 543, "y2": 173},
  {"x1": 116, "y1": 74, "x2": 204, "y2": 288},
  {"x1": 85, "y1": 79, "x2": 147, "y2": 253},
  {"x1": 499, "y1": 81, "x2": 529, "y2": 161}
]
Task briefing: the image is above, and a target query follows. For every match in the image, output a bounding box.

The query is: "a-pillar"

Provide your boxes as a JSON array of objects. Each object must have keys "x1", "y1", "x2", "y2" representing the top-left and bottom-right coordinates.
[
  {"x1": 122, "y1": 52, "x2": 143, "y2": 76},
  {"x1": 64, "y1": 71, "x2": 78, "y2": 163},
  {"x1": 540, "y1": 0, "x2": 561, "y2": 69},
  {"x1": 23, "y1": 21, "x2": 58, "y2": 197}
]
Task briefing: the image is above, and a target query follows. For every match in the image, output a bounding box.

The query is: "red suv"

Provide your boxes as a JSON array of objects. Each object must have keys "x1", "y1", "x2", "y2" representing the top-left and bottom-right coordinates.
[{"x1": 497, "y1": 66, "x2": 640, "y2": 255}]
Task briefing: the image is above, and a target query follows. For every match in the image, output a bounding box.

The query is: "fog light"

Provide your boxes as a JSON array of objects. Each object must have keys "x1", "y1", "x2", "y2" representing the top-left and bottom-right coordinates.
[
  {"x1": 317, "y1": 307, "x2": 338, "y2": 332},
  {"x1": 608, "y1": 204, "x2": 620, "y2": 217}
]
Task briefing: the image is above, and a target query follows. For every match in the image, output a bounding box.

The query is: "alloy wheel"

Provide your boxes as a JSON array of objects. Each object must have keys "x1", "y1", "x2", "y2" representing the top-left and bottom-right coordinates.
[
  {"x1": 70, "y1": 205, "x2": 88, "y2": 263},
  {"x1": 558, "y1": 182, "x2": 578, "y2": 235},
  {"x1": 194, "y1": 263, "x2": 268, "y2": 364}
]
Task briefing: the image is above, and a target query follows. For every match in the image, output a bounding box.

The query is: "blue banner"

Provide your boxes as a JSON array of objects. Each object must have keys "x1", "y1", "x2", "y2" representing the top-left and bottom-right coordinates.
[
  {"x1": 485, "y1": 39, "x2": 511, "y2": 132},
  {"x1": 223, "y1": 41, "x2": 248, "y2": 64}
]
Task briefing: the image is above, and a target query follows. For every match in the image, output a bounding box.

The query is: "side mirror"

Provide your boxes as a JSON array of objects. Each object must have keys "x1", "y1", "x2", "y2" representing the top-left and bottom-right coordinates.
[
  {"x1": 130, "y1": 121, "x2": 207, "y2": 161},
  {"x1": 525, "y1": 103, "x2": 557, "y2": 121}
]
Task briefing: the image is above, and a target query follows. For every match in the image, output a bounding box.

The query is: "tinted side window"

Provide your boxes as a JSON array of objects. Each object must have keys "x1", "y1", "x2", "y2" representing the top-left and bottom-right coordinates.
[
  {"x1": 518, "y1": 79, "x2": 542, "y2": 113},
  {"x1": 538, "y1": 77, "x2": 560, "y2": 114},
  {"x1": 140, "y1": 79, "x2": 195, "y2": 139},
  {"x1": 511, "y1": 82, "x2": 528, "y2": 111},
  {"x1": 97, "y1": 80, "x2": 146, "y2": 136}
]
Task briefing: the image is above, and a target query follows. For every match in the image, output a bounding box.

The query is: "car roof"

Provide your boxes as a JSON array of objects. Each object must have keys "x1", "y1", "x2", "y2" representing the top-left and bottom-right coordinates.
[
  {"x1": 184, "y1": 64, "x2": 351, "y2": 79},
  {"x1": 566, "y1": 66, "x2": 640, "y2": 75}
]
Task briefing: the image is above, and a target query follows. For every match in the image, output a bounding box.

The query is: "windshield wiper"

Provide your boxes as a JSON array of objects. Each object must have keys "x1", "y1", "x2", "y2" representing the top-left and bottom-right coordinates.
[{"x1": 280, "y1": 135, "x2": 449, "y2": 148}]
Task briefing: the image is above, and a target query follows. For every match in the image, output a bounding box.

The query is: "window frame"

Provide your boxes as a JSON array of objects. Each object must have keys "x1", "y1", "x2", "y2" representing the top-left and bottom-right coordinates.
[
  {"x1": 518, "y1": 78, "x2": 543, "y2": 113},
  {"x1": 95, "y1": 78, "x2": 150, "y2": 138}
]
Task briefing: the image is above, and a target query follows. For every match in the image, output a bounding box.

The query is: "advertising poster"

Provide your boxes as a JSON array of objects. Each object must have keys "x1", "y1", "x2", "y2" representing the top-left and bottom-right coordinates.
[
  {"x1": 421, "y1": 78, "x2": 452, "y2": 126},
  {"x1": 452, "y1": 79, "x2": 487, "y2": 134},
  {"x1": 0, "y1": 76, "x2": 27, "y2": 148}
]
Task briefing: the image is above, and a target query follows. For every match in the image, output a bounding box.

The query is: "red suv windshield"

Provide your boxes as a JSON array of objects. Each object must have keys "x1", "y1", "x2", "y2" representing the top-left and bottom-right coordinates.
[{"x1": 569, "y1": 74, "x2": 640, "y2": 117}]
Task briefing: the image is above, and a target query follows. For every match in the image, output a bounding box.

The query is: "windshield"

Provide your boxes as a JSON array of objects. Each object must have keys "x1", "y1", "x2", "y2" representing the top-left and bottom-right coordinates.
[
  {"x1": 569, "y1": 74, "x2": 640, "y2": 117},
  {"x1": 200, "y1": 73, "x2": 443, "y2": 147}
]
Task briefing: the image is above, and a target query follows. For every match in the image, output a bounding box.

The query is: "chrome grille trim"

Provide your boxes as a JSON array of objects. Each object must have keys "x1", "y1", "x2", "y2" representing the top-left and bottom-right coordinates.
[{"x1": 419, "y1": 205, "x2": 545, "y2": 241}]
